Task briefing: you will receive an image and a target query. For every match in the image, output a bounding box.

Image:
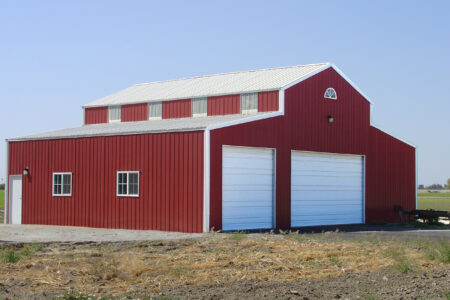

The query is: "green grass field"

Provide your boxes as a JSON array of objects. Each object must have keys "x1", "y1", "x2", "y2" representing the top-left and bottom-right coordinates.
[
  {"x1": 0, "y1": 189, "x2": 4, "y2": 209},
  {"x1": 418, "y1": 192, "x2": 450, "y2": 197},
  {"x1": 418, "y1": 197, "x2": 450, "y2": 211}
]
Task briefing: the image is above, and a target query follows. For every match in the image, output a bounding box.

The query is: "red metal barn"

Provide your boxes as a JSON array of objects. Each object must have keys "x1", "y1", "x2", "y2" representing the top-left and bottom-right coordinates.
[{"x1": 5, "y1": 63, "x2": 416, "y2": 233}]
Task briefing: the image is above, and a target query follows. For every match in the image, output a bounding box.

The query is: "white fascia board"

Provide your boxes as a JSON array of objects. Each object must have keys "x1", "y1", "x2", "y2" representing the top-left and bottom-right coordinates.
[
  {"x1": 279, "y1": 62, "x2": 373, "y2": 123},
  {"x1": 279, "y1": 63, "x2": 373, "y2": 104},
  {"x1": 5, "y1": 140, "x2": 9, "y2": 224},
  {"x1": 329, "y1": 64, "x2": 374, "y2": 104},
  {"x1": 206, "y1": 112, "x2": 282, "y2": 131},
  {"x1": 203, "y1": 129, "x2": 210, "y2": 232},
  {"x1": 330, "y1": 64, "x2": 375, "y2": 124},
  {"x1": 370, "y1": 123, "x2": 417, "y2": 148},
  {"x1": 280, "y1": 63, "x2": 332, "y2": 91},
  {"x1": 7, "y1": 127, "x2": 206, "y2": 142}
]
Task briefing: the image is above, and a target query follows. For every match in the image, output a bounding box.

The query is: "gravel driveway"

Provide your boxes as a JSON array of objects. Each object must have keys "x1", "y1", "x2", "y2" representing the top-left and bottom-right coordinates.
[
  {"x1": 0, "y1": 224, "x2": 205, "y2": 243},
  {"x1": 0, "y1": 224, "x2": 448, "y2": 243}
]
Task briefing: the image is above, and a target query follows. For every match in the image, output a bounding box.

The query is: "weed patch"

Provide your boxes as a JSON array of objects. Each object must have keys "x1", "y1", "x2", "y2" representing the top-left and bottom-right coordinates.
[
  {"x1": 361, "y1": 293, "x2": 379, "y2": 300},
  {"x1": 382, "y1": 247, "x2": 415, "y2": 273},
  {"x1": 22, "y1": 243, "x2": 44, "y2": 257},
  {"x1": 425, "y1": 240, "x2": 450, "y2": 264},
  {"x1": 228, "y1": 231, "x2": 246, "y2": 241},
  {"x1": 1, "y1": 248, "x2": 20, "y2": 263},
  {"x1": 53, "y1": 293, "x2": 91, "y2": 300}
]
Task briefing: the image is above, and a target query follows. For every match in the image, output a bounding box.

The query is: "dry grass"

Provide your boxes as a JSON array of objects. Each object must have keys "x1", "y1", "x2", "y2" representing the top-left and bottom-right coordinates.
[{"x1": 0, "y1": 232, "x2": 447, "y2": 297}]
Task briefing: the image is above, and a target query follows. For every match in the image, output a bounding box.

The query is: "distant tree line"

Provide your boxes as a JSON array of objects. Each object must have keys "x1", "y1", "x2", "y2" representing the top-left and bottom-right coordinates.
[
  {"x1": 418, "y1": 179, "x2": 450, "y2": 190},
  {"x1": 0, "y1": 183, "x2": 4, "y2": 190}
]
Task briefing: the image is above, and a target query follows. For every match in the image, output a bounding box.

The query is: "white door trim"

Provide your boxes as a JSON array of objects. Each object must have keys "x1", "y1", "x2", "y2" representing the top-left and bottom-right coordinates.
[{"x1": 9, "y1": 175, "x2": 23, "y2": 225}]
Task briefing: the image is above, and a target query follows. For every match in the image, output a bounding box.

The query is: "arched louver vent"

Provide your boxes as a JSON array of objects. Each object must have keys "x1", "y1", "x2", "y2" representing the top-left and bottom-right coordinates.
[{"x1": 324, "y1": 88, "x2": 337, "y2": 100}]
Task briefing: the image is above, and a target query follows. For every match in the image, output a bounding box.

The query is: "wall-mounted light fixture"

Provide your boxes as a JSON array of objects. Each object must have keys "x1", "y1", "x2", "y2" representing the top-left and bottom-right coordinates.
[
  {"x1": 23, "y1": 167, "x2": 29, "y2": 176},
  {"x1": 328, "y1": 115, "x2": 334, "y2": 123}
]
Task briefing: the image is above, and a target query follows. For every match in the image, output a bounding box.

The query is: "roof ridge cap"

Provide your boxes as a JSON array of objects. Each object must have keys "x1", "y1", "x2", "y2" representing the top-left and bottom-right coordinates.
[{"x1": 134, "y1": 62, "x2": 329, "y2": 86}]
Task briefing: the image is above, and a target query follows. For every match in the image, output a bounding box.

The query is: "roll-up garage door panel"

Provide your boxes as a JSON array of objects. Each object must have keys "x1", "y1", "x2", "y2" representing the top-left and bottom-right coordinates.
[
  {"x1": 291, "y1": 151, "x2": 364, "y2": 227},
  {"x1": 222, "y1": 146, "x2": 274, "y2": 231}
]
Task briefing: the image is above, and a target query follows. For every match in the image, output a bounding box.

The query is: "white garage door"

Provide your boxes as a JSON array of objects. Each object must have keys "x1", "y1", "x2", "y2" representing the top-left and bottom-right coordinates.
[
  {"x1": 222, "y1": 146, "x2": 274, "y2": 231},
  {"x1": 291, "y1": 151, "x2": 364, "y2": 227}
]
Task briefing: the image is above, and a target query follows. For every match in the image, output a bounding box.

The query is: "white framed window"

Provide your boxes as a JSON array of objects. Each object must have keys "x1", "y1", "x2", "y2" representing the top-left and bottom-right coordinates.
[
  {"x1": 192, "y1": 97, "x2": 207, "y2": 117},
  {"x1": 53, "y1": 172, "x2": 72, "y2": 196},
  {"x1": 148, "y1": 102, "x2": 162, "y2": 120},
  {"x1": 109, "y1": 106, "x2": 121, "y2": 122},
  {"x1": 117, "y1": 171, "x2": 139, "y2": 197},
  {"x1": 241, "y1": 93, "x2": 258, "y2": 114},
  {"x1": 324, "y1": 88, "x2": 337, "y2": 100}
]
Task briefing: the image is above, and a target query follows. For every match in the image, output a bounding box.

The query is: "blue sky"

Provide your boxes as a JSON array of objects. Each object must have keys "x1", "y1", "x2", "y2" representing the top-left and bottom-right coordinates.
[{"x1": 1, "y1": 1, "x2": 449, "y2": 186}]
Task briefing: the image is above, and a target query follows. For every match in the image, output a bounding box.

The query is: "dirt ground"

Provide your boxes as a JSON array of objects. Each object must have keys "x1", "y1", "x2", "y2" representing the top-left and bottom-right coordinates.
[{"x1": 0, "y1": 231, "x2": 449, "y2": 300}]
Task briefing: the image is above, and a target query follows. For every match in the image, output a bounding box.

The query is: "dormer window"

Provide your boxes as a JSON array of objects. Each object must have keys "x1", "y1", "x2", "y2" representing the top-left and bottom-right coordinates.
[
  {"x1": 192, "y1": 97, "x2": 207, "y2": 117},
  {"x1": 108, "y1": 106, "x2": 121, "y2": 123},
  {"x1": 324, "y1": 88, "x2": 337, "y2": 100},
  {"x1": 241, "y1": 93, "x2": 258, "y2": 114}
]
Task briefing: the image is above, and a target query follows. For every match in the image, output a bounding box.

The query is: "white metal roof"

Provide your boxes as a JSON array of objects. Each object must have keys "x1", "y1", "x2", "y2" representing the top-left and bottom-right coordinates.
[
  {"x1": 84, "y1": 63, "x2": 330, "y2": 107},
  {"x1": 8, "y1": 113, "x2": 274, "y2": 141}
]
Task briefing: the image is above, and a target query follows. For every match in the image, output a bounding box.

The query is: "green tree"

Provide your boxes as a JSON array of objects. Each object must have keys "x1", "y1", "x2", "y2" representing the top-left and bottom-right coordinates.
[{"x1": 447, "y1": 178, "x2": 450, "y2": 189}]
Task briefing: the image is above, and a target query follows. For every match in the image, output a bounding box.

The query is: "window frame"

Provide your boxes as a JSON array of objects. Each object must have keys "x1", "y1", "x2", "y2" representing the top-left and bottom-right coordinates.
[
  {"x1": 116, "y1": 171, "x2": 140, "y2": 197},
  {"x1": 192, "y1": 97, "x2": 207, "y2": 117},
  {"x1": 108, "y1": 105, "x2": 121, "y2": 123},
  {"x1": 52, "y1": 172, "x2": 72, "y2": 197},
  {"x1": 324, "y1": 87, "x2": 337, "y2": 100},
  {"x1": 241, "y1": 93, "x2": 258, "y2": 114},
  {"x1": 148, "y1": 102, "x2": 162, "y2": 120}
]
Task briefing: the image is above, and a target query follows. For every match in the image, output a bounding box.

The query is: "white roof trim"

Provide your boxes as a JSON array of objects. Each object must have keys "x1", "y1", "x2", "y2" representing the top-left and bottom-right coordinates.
[
  {"x1": 329, "y1": 64, "x2": 373, "y2": 104},
  {"x1": 370, "y1": 123, "x2": 416, "y2": 148},
  {"x1": 7, "y1": 113, "x2": 277, "y2": 142},
  {"x1": 207, "y1": 111, "x2": 282, "y2": 131},
  {"x1": 83, "y1": 63, "x2": 329, "y2": 108},
  {"x1": 279, "y1": 63, "x2": 374, "y2": 105},
  {"x1": 280, "y1": 63, "x2": 332, "y2": 91}
]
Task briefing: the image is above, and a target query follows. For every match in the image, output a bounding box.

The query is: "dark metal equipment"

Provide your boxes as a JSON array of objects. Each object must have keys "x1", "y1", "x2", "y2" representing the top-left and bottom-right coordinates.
[{"x1": 394, "y1": 205, "x2": 450, "y2": 224}]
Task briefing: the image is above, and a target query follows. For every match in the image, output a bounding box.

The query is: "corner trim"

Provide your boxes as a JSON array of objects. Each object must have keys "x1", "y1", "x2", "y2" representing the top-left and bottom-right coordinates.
[
  {"x1": 4, "y1": 141, "x2": 8, "y2": 224},
  {"x1": 203, "y1": 129, "x2": 210, "y2": 232},
  {"x1": 82, "y1": 107, "x2": 85, "y2": 126},
  {"x1": 415, "y1": 147, "x2": 418, "y2": 210}
]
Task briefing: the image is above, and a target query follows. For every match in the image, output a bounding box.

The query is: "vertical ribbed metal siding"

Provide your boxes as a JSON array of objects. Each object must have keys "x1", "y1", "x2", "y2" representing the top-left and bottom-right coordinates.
[
  {"x1": 366, "y1": 127, "x2": 416, "y2": 222},
  {"x1": 84, "y1": 107, "x2": 108, "y2": 124},
  {"x1": 162, "y1": 99, "x2": 192, "y2": 119},
  {"x1": 209, "y1": 68, "x2": 388, "y2": 230},
  {"x1": 121, "y1": 103, "x2": 148, "y2": 122},
  {"x1": 8, "y1": 131, "x2": 204, "y2": 233},
  {"x1": 207, "y1": 94, "x2": 240, "y2": 116},
  {"x1": 258, "y1": 91, "x2": 279, "y2": 112}
]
